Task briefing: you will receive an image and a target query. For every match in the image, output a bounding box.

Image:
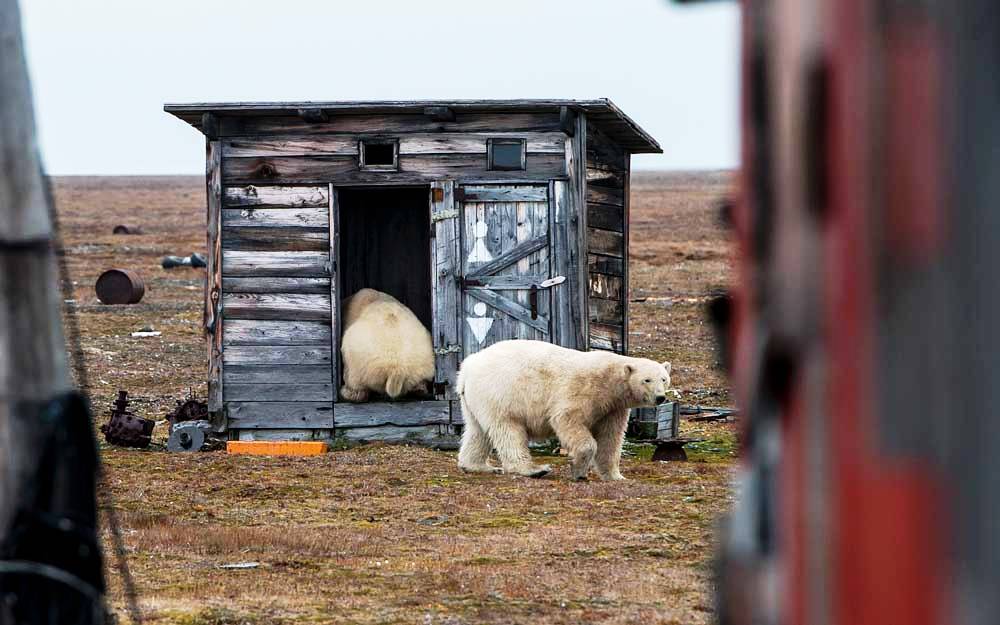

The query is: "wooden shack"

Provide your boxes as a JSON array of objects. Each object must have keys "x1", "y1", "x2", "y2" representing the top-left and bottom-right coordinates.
[{"x1": 164, "y1": 99, "x2": 661, "y2": 443}]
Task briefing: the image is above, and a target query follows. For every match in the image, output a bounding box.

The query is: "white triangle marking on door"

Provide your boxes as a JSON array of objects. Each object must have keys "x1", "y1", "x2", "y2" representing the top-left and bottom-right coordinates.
[
  {"x1": 467, "y1": 220, "x2": 493, "y2": 264},
  {"x1": 466, "y1": 317, "x2": 494, "y2": 344}
]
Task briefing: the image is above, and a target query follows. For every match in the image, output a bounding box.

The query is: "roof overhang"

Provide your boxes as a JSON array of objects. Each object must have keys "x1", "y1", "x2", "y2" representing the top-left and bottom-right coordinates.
[{"x1": 163, "y1": 99, "x2": 662, "y2": 154}]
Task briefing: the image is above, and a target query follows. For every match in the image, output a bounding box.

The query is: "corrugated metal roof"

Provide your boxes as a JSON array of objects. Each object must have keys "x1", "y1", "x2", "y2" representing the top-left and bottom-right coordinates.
[{"x1": 163, "y1": 99, "x2": 662, "y2": 154}]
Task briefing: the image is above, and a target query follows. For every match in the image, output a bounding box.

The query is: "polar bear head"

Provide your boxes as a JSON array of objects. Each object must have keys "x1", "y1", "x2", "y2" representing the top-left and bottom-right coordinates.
[{"x1": 623, "y1": 359, "x2": 672, "y2": 407}]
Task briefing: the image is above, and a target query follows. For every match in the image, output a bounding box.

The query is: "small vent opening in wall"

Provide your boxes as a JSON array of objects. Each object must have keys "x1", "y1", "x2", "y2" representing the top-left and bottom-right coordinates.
[{"x1": 360, "y1": 139, "x2": 398, "y2": 170}]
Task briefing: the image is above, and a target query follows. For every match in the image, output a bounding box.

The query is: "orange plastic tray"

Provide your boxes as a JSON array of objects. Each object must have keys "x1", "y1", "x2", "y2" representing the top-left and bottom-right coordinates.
[{"x1": 226, "y1": 441, "x2": 328, "y2": 456}]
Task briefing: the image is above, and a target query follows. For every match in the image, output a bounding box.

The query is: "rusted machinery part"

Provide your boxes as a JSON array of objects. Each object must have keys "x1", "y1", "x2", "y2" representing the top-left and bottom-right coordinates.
[
  {"x1": 167, "y1": 397, "x2": 209, "y2": 424},
  {"x1": 95, "y1": 268, "x2": 145, "y2": 305},
  {"x1": 100, "y1": 391, "x2": 154, "y2": 448},
  {"x1": 167, "y1": 421, "x2": 210, "y2": 452}
]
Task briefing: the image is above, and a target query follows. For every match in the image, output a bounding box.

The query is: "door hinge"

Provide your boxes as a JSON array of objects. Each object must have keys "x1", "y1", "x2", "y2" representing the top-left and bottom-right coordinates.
[
  {"x1": 434, "y1": 344, "x2": 461, "y2": 355},
  {"x1": 431, "y1": 209, "x2": 459, "y2": 223}
]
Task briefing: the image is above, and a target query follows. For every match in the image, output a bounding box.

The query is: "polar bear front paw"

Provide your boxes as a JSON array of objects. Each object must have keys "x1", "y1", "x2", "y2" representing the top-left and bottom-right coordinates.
[{"x1": 599, "y1": 472, "x2": 627, "y2": 482}]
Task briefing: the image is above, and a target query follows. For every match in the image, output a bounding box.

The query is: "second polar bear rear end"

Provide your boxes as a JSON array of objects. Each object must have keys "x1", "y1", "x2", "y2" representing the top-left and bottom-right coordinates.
[{"x1": 340, "y1": 288, "x2": 435, "y2": 401}]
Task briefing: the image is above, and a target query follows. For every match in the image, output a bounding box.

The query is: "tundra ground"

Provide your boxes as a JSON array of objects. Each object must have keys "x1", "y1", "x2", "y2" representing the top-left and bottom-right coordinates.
[{"x1": 54, "y1": 171, "x2": 736, "y2": 624}]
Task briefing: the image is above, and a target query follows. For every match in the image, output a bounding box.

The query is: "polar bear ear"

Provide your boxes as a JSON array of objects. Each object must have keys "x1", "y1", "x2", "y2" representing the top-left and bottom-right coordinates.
[
  {"x1": 624, "y1": 364, "x2": 634, "y2": 375},
  {"x1": 661, "y1": 361, "x2": 672, "y2": 375}
]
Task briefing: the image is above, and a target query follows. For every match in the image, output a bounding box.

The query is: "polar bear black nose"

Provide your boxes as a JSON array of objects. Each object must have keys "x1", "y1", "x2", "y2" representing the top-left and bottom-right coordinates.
[{"x1": 654, "y1": 394, "x2": 667, "y2": 405}]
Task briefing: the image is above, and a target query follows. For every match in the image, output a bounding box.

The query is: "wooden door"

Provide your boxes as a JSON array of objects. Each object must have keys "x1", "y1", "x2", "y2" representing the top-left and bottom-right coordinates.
[{"x1": 459, "y1": 184, "x2": 564, "y2": 357}]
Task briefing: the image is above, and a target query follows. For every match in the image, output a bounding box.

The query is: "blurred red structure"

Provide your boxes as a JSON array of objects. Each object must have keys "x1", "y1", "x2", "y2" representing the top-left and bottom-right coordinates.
[{"x1": 712, "y1": 1, "x2": 1000, "y2": 624}]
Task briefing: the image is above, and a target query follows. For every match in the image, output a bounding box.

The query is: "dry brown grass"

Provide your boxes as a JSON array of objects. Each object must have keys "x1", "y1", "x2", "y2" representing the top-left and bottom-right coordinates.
[{"x1": 52, "y1": 172, "x2": 737, "y2": 624}]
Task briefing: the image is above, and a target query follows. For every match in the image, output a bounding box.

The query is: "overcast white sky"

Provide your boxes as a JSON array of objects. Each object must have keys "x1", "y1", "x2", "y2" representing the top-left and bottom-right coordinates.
[{"x1": 19, "y1": 0, "x2": 739, "y2": 175}]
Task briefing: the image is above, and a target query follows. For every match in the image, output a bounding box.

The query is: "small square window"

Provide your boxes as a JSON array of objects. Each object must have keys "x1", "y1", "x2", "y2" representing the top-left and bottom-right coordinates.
[
  {"x1": 488, "y1": 138, "x2": 526, "y2": 171},
  {"x1": 360, "y1": 139, "x2": 398, "y2": 170}
]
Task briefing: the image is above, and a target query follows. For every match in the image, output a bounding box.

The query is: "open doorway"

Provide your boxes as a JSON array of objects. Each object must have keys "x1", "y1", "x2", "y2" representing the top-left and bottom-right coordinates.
[
  {"x1": 338, "y1": 187, "x2": 432, "y2": 326},
  {"x1": 337, "y1": 187, "x2": 433, "y2": 401}
]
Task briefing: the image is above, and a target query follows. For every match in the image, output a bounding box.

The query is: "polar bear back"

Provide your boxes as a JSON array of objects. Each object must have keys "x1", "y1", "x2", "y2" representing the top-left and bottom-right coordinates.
[{"x1": 341, "y1": 288, "x2": 435, "y2": 397}]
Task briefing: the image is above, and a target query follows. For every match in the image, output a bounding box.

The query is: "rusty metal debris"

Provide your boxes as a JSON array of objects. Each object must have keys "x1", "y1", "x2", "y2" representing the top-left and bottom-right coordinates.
[
  {"x1": 165, "y1": 393, "x2": 220, "y2": 452},
  {"x1": 99, "y1": 390, "x2": 154, "y2": 448},
  {"x1": 95, "y1": 268, "x2": 145, "y2": 305},
  {"x1": 167, "y1": 420, "x2": 212, "y2": 452},
  {"x1": 166, "y1": 393, "x2": 209, "y2": 426}
]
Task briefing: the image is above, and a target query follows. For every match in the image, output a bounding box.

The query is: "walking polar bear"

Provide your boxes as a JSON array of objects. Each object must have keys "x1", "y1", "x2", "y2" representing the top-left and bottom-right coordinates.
[
  {"x1": 457, "y1": 340, "x2": 671, "y2": 481},
  {"x1": 340, "y1": 288, "x2": 435, "y2": 402}
]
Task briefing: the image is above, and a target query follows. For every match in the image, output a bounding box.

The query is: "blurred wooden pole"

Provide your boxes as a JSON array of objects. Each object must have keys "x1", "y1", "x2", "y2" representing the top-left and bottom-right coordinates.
[{"x1": 0, "y1": 0, "x2": 73, "y2": 540}]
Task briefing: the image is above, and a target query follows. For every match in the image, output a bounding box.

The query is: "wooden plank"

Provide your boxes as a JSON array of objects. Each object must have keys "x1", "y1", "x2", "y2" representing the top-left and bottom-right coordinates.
[
  {"x1": 462, "y1": 185, "x2": 548, "y2": 202},
  {"x1": 586, "y1": 185, "x2": 624, "y2": 207},
  {"x1": 217, "y1": 112, "x2": 563, "y2": 136},
  {"x1": 222, "y1": 346, "x2": 332, "y2": 365},
  {"x1": 222, "y1": 153, "x2": 566, "y2": 185},
  {"x1": 587, "y1": 202, "x2": 624, "y2": 233},
  {"x1": 589, "y1": 274, "x2": 623, "y2": 300},
  {"x1": 224, "y1": 137, "x2": 356, "y2": 158},
  {"x1": 467, "y1": 288, "x2": 549, "y2": 334},
  {"x1": 588, "y1": 228, "x2": 624, "y2": 258},
  {"x1": 550, "y1": 181, "x2": 574, "y2": 348},
  {"x1": 430, "y1": 180, "x2": 461, "y2": 400},
  {"x1": 227, "y1": 402, "x2": 334, "y2": 429},
  {"x1": 223, "y1": 133, "x2": 565, "y2": 158},
  {"x1": 334, "y1": 425, "x2": 449, "y2": 445},
  {"x1": 586, "y1": 166, "x2": 626, "y2": 188},
  {"x1": 223, "y1": 277, "x2": 330, "y2": 294},
  {"x1": 206, "y1": 140, "x2": 224, "y2": 415},
  {"x1": 622, "y1": 154, "x2": 631, "y2": 355},
  {"x1": 466, "y1": 235, "x2": 547, "y2": 278},
  {"x1": 589, "y1": 322, "x2": 624, "y2": 353},
  {"x1": 222, "y1": 227, "x2": 329, "y2": 252},
  {"x1": 222, "y1": 207, "x2": 328, "y2": 229},
  {"x1": 224, "y1": 383, "x2": 334, "y2": 402},
  {"x1": 567, "y1": 113, "x2": 588, "y2": 350},
  {"x1": 590, "y1": 298, "x2": 624, "y2": 325},
  {"x1": 333, "y1": 401, "x2": 450, "y2": 428},
  {"x1": 401, "y1": 133, "x2": 564, "y2": 155},
  {"x1": 223, "y1": 320, "x2": 332, "y2": 346},
  {"x1": 233, "y1": 429, "x2": 330, "y2": 441},
  {"x1": 223, "y1": 365, "x2": 332, "y2": 384},
  {"x1": 465, "y1": 275, "x2": 547, "y2": 290},
  {"x1": 222, "y1": 251, "x2": 330, "y2": 277},
  {"x1": 329, "y1": 184, "x2": 340, "y2": 401},
  {"x1": 588, "y1": 254, "x2": 624, "y2": 275},
  {"x1": 223, "y1": 293, "x2": 331, "y2": 321},
  {"x1": 586, "y1": 121, "x2": 629, "y2": 170},
  {"x1": 223, "y1": 185, "x2": 328, "y2": 208}
]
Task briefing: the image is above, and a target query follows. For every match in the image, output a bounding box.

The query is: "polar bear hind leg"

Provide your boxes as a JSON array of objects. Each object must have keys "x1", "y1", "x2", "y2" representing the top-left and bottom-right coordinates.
[
  {"x1": 457, "y1": 395, "x2": 502, "y2": 474},
  {"x1": 485, "y1": 417, "x2": 551, "y2": 478}
]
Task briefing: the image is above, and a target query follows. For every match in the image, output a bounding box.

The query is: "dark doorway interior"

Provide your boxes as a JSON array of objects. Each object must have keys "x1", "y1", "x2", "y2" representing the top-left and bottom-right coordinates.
[{"x1": 338, "y1": 187, "x2": 432, "y2": 330}]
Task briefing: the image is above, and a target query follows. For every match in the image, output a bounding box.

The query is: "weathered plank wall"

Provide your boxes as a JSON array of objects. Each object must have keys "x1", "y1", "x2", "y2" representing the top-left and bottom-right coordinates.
[
  {"x1": 584, "y1": 122, "x2": 629, "y2": 354},
  {"x1": 221, "y1": 184, "x2": 335, "y2": 430},
  {"x1": 209, "y1": 110, "x2": 617, "y2": 436},
  {"x1": 218, "y1": 115, "x2": 567, "y2": 185}
]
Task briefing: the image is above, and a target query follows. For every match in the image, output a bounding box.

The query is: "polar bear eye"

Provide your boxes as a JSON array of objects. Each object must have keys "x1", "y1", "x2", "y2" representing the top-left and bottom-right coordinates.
[{"x1": 643, "y1": 378, "x2": 651, "y2": 384}]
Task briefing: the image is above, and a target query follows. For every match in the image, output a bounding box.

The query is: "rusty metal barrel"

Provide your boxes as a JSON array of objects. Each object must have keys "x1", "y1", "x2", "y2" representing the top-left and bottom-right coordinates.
[{"x1": 95, "y1": 268, "x2": 145, "y2": 305}]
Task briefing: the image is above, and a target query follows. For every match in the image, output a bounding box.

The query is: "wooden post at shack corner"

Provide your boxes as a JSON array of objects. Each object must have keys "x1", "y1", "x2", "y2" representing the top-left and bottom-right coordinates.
[{"x1": 0, "y1": 0, "x2": 105, "y2": 619}]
